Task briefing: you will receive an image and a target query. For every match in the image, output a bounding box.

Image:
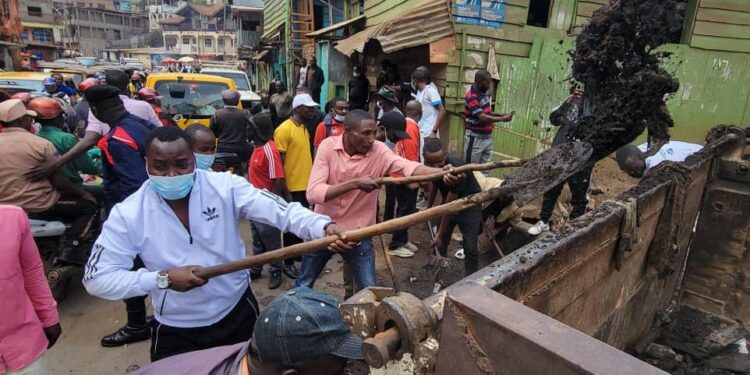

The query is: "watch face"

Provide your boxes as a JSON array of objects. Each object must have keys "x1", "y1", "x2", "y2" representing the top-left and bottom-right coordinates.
[{"x1": 157, "y1": 275, "x2": 169, "y2": 289}]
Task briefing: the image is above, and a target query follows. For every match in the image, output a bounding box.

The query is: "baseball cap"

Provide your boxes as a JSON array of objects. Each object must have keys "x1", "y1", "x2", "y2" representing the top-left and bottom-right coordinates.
[
  {"x1": 252, "y1": 287, "x2": 364, "y2": 365},
  {"x1": 42, "y1": 77, "x2": 57, "y2": 86},
  {"x1": 292, "y1": 93, "x2": 319, "y2": 109},
  {"x1": 376, "y1": 86, "x2": 398, "y2": 104},
  {"x1": 0, "y1": 99, "x2": 37, "y2": 123},
  {"x1": 380, "y1": 111, "x2": 410, "y2": 140}
]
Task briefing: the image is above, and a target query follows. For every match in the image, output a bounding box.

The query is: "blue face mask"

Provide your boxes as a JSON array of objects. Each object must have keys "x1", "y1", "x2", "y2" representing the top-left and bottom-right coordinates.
[
  {"x1": 149, "y1": 171, "x2": 195, "y2": 200},
  {"x1": 194, "y1": 153, "x2": 216, "y2": 170},
  {"x1": 385, "y1": 139, "x2": 396, "y2": 150}
]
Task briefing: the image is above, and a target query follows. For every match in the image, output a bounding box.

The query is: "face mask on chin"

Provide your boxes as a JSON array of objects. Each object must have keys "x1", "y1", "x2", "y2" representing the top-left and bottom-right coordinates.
[
  {"x1": 334, "y1": 114, "x2": 346, "y2": 123},
  {"x1": 148, "y1": 171, "x2": 195, "y2": 200},
  {"x1": 194, "y1": 153, "x2": 216, "y2": 170}
]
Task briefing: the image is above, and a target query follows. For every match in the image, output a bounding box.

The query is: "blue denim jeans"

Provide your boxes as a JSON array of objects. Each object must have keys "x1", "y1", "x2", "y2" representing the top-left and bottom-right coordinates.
[{"x1": 295, "y1": 238, "x2": 376, "y2": 289}]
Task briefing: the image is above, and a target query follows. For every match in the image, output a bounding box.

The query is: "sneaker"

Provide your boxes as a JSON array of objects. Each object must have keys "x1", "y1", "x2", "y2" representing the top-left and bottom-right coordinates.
[
  {"x1": 528, "y1": 221, "x2": 550, "y2": 236},
  {"x1": 282, "y1": 264, "x2": 300, "y2": 279},
  {"x1": 452, "y1": 233, "x2": 463, "y2": 242},
  {"x1": 388, "y1": 247, "x2": 415, "y2": 258},
  {"x1": 268, "y1": 271, "x2": 283, "y2": 289},
  {"x1": 454, "y1": 248, "x2": 465, "y2": 260},
  {"x1": 403, "y1": 242, "x2": 418, "y2": 252}
]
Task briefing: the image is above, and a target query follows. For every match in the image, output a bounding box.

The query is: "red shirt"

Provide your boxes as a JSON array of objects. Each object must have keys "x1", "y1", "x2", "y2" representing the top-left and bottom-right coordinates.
[
  {"x1": 248, "y1": 140, "x2": 285, "y2": 190},
  {"x1": 313, "y1": 118, "x2": 345, "y2": 146},
  {"x1": 0, "y1": 205, "x2": 59, "y2": 373}
]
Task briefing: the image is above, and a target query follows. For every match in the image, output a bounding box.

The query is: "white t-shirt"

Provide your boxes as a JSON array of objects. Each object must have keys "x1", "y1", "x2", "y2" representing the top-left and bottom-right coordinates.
[
  {"x1": 416, "y1": 83, "x2": 442, "y2": 138},
  {"x1": 638, "y1": 141, "x2": 703, "y2": 171}
]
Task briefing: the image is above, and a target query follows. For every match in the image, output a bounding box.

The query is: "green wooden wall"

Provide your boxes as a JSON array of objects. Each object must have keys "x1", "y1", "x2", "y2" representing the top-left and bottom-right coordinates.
[
  {"x1": 686, "y1": 0, "x2": 750, "y2": 53},
  {"x1": 263, "y1": 0, "x2": 289, "y2": 37},
  {"x1": 440, "y1": 0, "x2": 750, "y2": 165}
]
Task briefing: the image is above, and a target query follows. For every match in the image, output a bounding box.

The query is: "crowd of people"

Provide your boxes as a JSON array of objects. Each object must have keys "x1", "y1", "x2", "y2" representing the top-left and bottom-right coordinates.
[{"x1": 0, "y1": 63, "x2": 704, "y2": 374}]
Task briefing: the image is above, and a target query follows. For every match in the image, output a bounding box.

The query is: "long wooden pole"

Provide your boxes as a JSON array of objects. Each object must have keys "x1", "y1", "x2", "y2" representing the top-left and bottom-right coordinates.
[
  {"x1": 375, "y1": 159, "x2": 523, "y2": 186},
  {"x1": 193, "y1": 183, "x2": 521, "y2": 280}
]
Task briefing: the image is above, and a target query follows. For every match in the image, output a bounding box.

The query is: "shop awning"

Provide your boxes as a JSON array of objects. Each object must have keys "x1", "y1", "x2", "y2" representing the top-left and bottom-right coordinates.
[
  {"x1": 334, "y1": 0, "x2": 454, "y2": 57},
  {"x1": 306, "y1": 15, "x2": 365, "y2": 38}
]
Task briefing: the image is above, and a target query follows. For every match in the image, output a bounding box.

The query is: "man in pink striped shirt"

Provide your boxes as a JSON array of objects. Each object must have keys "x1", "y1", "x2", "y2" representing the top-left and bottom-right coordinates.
[
  {"x1": 296, "y1": 109, "x2": 458, "y2": 290},
  {"x1": 0, "y1": 205, "x2": 60, "y2": 374}
]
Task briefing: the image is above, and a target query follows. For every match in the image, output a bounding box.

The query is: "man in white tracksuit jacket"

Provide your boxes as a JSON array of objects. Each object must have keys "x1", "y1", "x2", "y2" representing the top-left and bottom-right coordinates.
[{"x1": 83, "y1": 126, "x2": 349, "y2": 362}]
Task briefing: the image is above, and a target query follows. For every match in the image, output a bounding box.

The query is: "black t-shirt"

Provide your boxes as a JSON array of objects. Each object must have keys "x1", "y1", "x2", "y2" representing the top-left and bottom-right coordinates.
[{"x1": 435, "y1": 154, "x2": 481, "y2": 199}]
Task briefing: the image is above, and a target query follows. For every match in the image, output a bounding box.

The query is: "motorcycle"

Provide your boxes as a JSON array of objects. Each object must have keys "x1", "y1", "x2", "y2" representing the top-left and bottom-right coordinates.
[{"x1": 31, "y1": 210, "x2": 101, "y2": 302}]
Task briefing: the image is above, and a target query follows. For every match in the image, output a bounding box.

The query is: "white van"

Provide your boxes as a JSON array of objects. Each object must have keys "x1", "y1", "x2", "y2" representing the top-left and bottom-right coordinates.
[{"x1": 201, "y1": 68, "x2": 261, "y2": 108}]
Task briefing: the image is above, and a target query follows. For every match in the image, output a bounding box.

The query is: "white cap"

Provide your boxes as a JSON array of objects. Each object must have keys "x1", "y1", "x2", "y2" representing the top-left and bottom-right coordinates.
[
  {"x1": 292, "y1": 93, "x2": 319, "y2": 109},
  {"x1": 0, "y1": 99, "x2": 37, "y2": 123}
]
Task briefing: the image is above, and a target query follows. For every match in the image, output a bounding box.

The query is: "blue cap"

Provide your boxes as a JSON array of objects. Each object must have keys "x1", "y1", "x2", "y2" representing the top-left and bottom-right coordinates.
[
  {"x1": 252, "y1": 287, "x2": 364, "y2": 365},
  {"x1": 43, "y1": 77, "x2": 56, "y2": 85}
]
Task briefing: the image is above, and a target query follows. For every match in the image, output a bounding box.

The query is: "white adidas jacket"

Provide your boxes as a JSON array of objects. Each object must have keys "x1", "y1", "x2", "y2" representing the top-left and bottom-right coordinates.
[{"x1": 83, "y1": 170, "x2": 331, "y2": 328}]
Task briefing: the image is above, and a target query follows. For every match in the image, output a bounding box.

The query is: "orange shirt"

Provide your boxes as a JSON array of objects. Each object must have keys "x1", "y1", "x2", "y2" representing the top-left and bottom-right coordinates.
[
  {"x1": 313, "y1": 118, "x2": 345, "y2": 146},
  {"x1": 400, "y1": 118, "x2": 421, "y2": 162}
]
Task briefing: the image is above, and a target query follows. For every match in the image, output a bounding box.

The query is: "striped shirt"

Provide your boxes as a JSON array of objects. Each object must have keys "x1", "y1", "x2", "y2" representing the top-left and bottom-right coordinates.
[{"x1": 249, "y1": 140, "x2": 285, "y2": 190}]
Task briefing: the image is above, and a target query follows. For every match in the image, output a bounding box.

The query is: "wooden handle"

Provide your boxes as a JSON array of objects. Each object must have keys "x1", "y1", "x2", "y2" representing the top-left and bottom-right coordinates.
[
  {"x1": 363, "y1": 327, "x2": 401, "y2": 369},
  {"x1": 374, "y1": 159, "x2": 523, "y2": 186},
  {"x1": 192, "y1": 183, "x2": 521, "y2": 280}
]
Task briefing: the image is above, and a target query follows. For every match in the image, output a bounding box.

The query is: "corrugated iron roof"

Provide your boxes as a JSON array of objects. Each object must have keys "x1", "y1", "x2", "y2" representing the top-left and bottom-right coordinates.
[
  {"x1": 307, "y1": 14, "x2": 366, "y2": 38},
  {"x1": 159, "y1": 15, "x2": 185, "y2": 25},
  {"x1": 232, "y1": 0, "x2": 264, "y2": 8},
  {"x1": 334, "y1": 0, "x2": 453, "y2": 57}
]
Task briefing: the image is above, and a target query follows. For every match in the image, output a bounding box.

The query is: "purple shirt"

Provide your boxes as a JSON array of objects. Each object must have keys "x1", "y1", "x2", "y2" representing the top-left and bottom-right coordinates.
[
  {"x1": 86, "y1": 95, "x2": 161, "y2": 135},
  {"x1": 130, "y1": 342, "x2": 246, "y2": 375}
]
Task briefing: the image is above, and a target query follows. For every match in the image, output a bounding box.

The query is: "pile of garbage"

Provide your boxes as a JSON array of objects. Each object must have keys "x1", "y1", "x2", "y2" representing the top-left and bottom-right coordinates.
[
  {"x1": 635, "y1": 306, "x2": 749, "y2": 374},
  {"x1": 569, "y1": 0, "x2": 687, "y2": 161}
]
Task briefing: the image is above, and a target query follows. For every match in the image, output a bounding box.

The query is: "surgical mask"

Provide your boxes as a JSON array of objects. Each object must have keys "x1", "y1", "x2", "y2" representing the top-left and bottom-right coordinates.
[
  {"x1": 353, "y1": 72, "x2": 361, "y2": 77},
  {"x1": 385, "y1": 139, "x2": 396, "y2": 149},
  {"x1": 194, "y1": 153, "x2": 215, "y2": 170},
  {"x1": 148, "y1": 171, "x2": 195, "y2": 200},
  {"x1": 334, "y1": 114, "x2": 346, "y2": 122}
]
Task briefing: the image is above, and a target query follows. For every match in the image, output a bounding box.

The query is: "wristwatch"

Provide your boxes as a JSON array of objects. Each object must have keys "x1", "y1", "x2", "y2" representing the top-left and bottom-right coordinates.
[{"x1": 157, "y1": 272, "x2": 170, "y2": 289}]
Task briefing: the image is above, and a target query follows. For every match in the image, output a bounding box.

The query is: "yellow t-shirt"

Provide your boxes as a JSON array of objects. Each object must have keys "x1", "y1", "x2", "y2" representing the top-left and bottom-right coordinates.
[{"x1": 273, "y1": 118, "x2": 312, "y2": 192}]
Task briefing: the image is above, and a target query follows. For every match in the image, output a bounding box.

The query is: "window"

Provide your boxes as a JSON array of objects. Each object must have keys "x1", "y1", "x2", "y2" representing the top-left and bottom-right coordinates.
[
  {"x1": 182, "y1": 36, "x2": 190, "y2": 45},
  {"x1": 80, "y1": 26, "x2": 91, "y2": 38},
  {"x1": 76, "y1": 2, "x2": 85, "y2": 7},
  {"x1": 204, "y1": 37, "x2": 212, "y2": 47},
  {"x1": 526, "y1": 0, "x2": 551, "y2": 28},
  {"x1": 218, "y1": 38, "x2": 224, "y2": 47},
  {"x1": 27, "y1": 6, "x2": 42, "y2": 17},
  {"x1": 21, "y1": 30, "x2": 29, "y2": 41},
  {"x1": 32, "y1": 28, "x2": 52, "y2": 42},
  {"x1": 113, "y1": 30, "x2": 121, "y2": 40}
]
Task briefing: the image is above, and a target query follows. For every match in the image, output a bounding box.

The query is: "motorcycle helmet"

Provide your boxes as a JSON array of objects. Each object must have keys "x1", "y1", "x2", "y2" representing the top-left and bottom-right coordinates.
[
  {"x1": 78, "y1": 78, "x2": 99, "y2": 93},
  {"x1": 11, "y1": 92, "x2": 31, "y2": 103},
  {"x1": 137, "y1": 88, "x2": 161, "y2": 102},
  {"x1": 27, "y1": 97, "x2": 64, "y2": 120},
  {"x1": 42, "y1": 77, "x2": 57, "y2": 94}
]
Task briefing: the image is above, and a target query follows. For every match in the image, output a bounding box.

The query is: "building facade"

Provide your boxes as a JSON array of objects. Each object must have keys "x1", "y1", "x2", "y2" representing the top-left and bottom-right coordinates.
[
  {"x1": 160, "y1": 3, "x2": 236, "y2": 60},
  {"x1": 61, "y1": 6, "x2": 149, "y2": 57},
  {"x1": 147, "y1": 0, "x2": 184, "y2": 31},
  {"x1": 0, "y1": 0, "x2": 24, "y2": 69},
  {"x1": 19, "y1": 0, "x2": 62, "y2": 60}
]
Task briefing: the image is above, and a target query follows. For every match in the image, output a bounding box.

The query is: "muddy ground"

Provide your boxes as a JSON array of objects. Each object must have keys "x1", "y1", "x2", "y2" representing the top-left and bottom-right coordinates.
[{"x1": 47, "y1": 158, "x2": 636, "y2": 374}]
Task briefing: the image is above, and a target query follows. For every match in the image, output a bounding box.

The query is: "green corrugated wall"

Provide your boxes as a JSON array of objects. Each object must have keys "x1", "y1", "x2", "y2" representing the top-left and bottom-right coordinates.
[{"x1": 442, "y1": 0, "x2": 750, "y2": 169}]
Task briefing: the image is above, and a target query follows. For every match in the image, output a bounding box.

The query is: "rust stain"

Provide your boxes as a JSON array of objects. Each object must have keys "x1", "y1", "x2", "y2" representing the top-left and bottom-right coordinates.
[{"x1": 448, "y1": 302, "x2": 498, "y2": 375}]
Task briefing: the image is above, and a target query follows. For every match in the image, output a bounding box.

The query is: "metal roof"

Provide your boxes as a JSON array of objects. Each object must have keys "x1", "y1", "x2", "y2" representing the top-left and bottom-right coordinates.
[
  {"x1": 232, "y1": 0, "x2": 264, "y2": 9},
  {"x1": 334, "y1": 0, "x2": 454, "y2": 57},
  {"x1": 306, "y1": 14, "x2": 366, "y2": 38}
]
